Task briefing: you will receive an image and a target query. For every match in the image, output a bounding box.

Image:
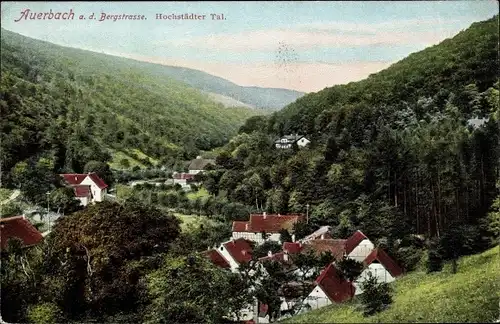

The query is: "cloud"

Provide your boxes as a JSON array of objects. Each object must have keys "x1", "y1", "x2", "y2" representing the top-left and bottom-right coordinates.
[{"x1": 154, "y1": 18, "x2": 462, "y2": 52}]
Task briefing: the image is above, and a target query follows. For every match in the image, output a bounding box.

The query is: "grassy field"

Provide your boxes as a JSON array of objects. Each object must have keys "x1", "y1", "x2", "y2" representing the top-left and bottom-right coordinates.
[
  {"x1": 283, "y1": 246, "x2": 500, "y2": 323},
  {"x1": 174, "y1": 213, "x2": 209, "y2": 231}
]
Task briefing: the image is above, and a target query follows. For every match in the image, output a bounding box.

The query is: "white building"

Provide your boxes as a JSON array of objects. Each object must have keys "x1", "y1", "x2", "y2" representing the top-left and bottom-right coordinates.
[
  {"x1": 344, "y1": 230, "x2": 375, "y2": 262},
  {"x1": 60, "y1": 173, "x2": 109, "y2": 206},
  {"x1": 187, "y1": 156, "x2": 215, "y2": 175},
  {"x1": 275, "y1": 134, "x2": 310, "y2": 149},
  {"x1": 353, "y1": 248, "x2": 404, "y2": 295}
]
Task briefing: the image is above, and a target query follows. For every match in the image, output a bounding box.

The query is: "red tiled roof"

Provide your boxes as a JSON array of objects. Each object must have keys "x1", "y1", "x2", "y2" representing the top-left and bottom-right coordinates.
[
  {"x1": 303, "y1": 239, "x2": 347, "y2": 260},
  {"x1": 315, "y1": 263, "x2": 354, "y2": 303},
  {"x1": 363, "y1": 248, "x2": 404, "y2": 277},
  {"x1": 73, "y1": 185, "x2": 91, "y2": 198},
  {"x1": 173, "y1": 173, "x2": 195, "y2": 180},
  {"x1": 344, "y1": 230, "x2": 369, "y2": 254},
  {"x1": 283, "y1": 242, "x2": 303, "y2": 254},
  {"x1": 60, "y1": 173, "x2": 108, "y2": 189},
  {"x1": 202, "y1": 249, "x2": 230, "y2": 269},
  {"x1": 61, "y1": 173, "x2": 87, "y2": 185},
  {"x1": 233, "y1": 214, "x2": 305, "y2": 233},
  {"x1": 87, "y1": 172, "x2": 108, "y2": 189},
  {"x1": 258, "y1": 251, "x2": 288, "y2": 263},
  {"x1": 232, "y1": 221, "x2": 249, "y2": 232},
  {"x1": 223, "y1": 238, "x2": 253, "y2": 264},
  {"x1": 0, "y1": 216, "x2": 44, "y2": 250}
]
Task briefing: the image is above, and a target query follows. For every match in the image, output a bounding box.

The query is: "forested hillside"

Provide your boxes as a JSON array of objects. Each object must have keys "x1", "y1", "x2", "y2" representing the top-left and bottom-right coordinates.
[
  {"x1": 0, "y1": 28, "x2": 260, "y2": 185},
  {"x1": 202, "y1": 15, "x2": 499, "y2": 245},
  {"x1": 129, "y1": 63, "x2": 305, "y2": 109}
]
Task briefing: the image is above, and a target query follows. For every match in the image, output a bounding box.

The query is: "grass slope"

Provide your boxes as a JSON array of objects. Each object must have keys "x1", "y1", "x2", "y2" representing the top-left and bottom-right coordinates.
[{"x1": 283, "y1": 246, "x2": 500, "y2": 323}]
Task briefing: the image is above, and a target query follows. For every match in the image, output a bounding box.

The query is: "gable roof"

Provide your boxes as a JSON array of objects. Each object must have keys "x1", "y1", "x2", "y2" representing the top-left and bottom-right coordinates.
[
  {"x1": 188, "y1": 158, "x2": 215, "y2": 171},
  {"x1": 283, "y1": 242, "x2": 303, "y2": 254},
  {"x1": 301, "y1": 226, "x2": 333, "y2": 242},
  {"x1": 302, "y1": 239, "x2": 347, "y2": 260},
  {"x1": 61, "y1": 173, "x2": 87, "y2": 185},
  {"x1": 73, "y1": 185, "x2": 91, "y2": 198},
  {"x1": 202, "y1": 249, "x2": 230, "y2": 269},
  {"x1": 363, "y1": 248, "x2": 403, "y2": 277},
  {"x1": 274, "y1": 134, "x2": 306, "y2": 144},
  {"x1": 232, "y1": 213, "x2": 305, "y2": 233},
  {"x1": 0, "y1": 216, "x2": 44, "y2": 250},
  {"x1": 60, "y1": 173, "x2": 108, "y2": 189},
  {"x1": 345, "y1": 230, "x2": 369, "y2": 255},
  {"x1": 315, "y1": 263, "x2": 355, "y2": 303},
  {"x1": 86, "y1": 173, "x2": 108, "y2": 189},
  {"x1": 223, "y1": 238, "x2": 253, "y2": 264}
]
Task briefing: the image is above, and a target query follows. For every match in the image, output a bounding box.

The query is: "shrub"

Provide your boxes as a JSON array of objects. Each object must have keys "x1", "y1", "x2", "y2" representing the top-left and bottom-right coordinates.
[
  {"x1": 359, "y1": 272, "x2": 393, "y2": 316},
  {"x1": 395, "y1": 246, "x2": 424, "y2": 272},
  {"x1": 27, "y1": 303, "x2": 63, "y2": 324}
]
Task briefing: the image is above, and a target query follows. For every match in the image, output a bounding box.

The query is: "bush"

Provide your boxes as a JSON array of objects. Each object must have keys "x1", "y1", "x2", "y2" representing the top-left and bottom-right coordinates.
[
  {"x1": 27, "y1": 303, "x2": 63, "y2": 324},
  {"x1": 426, "y1": 247, "x2": 444, "y2": 273},
  {"x1": 395, "y1": 246, "x2": 424, "y2": 272},
  {"x1": 359, "y1": 272, "x2": 393, "y2": 316}
]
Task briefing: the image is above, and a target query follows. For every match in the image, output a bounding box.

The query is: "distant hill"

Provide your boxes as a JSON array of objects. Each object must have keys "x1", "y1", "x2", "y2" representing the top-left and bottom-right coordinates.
[
  {"x1": 111, "y1": 61, "x2": 305, "y2": 110},
  {"x1": 0, "y1": 28, "x2": 261, "y2": 176}
]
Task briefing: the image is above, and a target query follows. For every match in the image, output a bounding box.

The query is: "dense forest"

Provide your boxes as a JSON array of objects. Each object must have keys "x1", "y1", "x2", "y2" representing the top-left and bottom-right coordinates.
[
  {"x1": 0, "y1": 28, "x2": 261, "y2": 186},
  {"x1": 201, "y1": 15, "x2": 500, "y2": 243}
]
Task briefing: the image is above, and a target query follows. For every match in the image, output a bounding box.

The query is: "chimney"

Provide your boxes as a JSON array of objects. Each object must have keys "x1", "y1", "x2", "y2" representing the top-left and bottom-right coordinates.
[
  {"x1": 283, "y1": 252, "x2": 288, "y2": 262},
  {"x1": 292, "y1": 234, "x2": 296, "y2": 242},
  {"x1": 263, "y1": 212, "x2": 267, "y2": 219},
  {"x1": 242, "y1": 250, "x2": 247, "y2": 256},
  {"x1": 267, "y1": 250, "x2": 272, "y2": 257},
  {"x1": 321, "y1": 234, "x2": 325, "y2": 239},
  {"x1": 245, "y1": 223, "x2": 249, "y2": 231}
]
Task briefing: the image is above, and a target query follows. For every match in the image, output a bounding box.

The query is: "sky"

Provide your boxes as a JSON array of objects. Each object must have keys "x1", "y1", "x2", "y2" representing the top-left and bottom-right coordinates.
[{"x1": 1, "y1": 1, "x2": 498, "y2": 93}]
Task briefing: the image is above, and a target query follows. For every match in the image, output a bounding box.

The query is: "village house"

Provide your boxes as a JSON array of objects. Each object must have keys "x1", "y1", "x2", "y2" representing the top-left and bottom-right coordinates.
[
  {"x1": 353, "y1": 248, "x2": 404, "y2": 295},
  {"x1": 300, "y1": 263, "x2": 354, "y2": 312},
  {"x1": 60, "y1": 173, "x2": 108, "y2": 206},
  {"x1": 344, "y1": 230, "x2": 375, "y2": 262},
  {"x1": 172, "y1": 172, "x2": 196, "y2": 190},
  {"x1": 232, "y1": 213, "x2": 305, "y2": 245},
  {"x1": 275, "y1": 134, "x2": 310, "y2": 149},
  {"x1": 0, "y1": 215, "x2": 44, "y2": 251},
  {"x1": 216, "y1": 237, "x2": 254, "y2": 272},
  {"x1": 188, "y1": 156, "x2": 215, "y2": 175}
]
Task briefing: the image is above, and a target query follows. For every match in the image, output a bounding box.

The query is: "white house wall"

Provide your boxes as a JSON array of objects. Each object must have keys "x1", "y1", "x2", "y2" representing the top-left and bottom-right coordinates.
[
  {"x1": 347, "y1": 239, "x2": 374, "y2": 262},
  {"x1": 353, "y1": 264, "x2": 395, "y2": 295},
  {"x1": 301, "y1": 286, "x2": 332, "y2": 313},
  {"x1": 80, "y1": 177, "x2": 106, "y2": 202},
  {"x1": 76, "y1": 196, "x2": 89, "y2": 207},
  {"x1": 232, "y1": 232, "x2": 281, "y2": 245}
]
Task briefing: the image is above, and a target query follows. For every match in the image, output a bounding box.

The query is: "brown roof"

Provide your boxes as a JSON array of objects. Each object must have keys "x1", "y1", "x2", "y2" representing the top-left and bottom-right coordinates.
[
  {"x1": 188, "y1": 158, "x2": 215, "y2": 171},
  {"x1": 173, "y1": 173, "x2": 195, "y2": 180},
  {"x1": 0, "y1": 216, "x2": 44, "y2": 250},
  {"x1": 363, "y1": 248, "x2": 403, "y2": 277},
  {"x1": 223, "y1": 238, "x2": 253, "y2": 264},
  {"x1": 232, "y1": 213, "x2": 305, "y2": 233},
  {"x1": 302, "y1": 239, "x2": 347, "y2": 260},
  {"x1": 202, "y1": 249, "x2": 230, "y2": 269}
]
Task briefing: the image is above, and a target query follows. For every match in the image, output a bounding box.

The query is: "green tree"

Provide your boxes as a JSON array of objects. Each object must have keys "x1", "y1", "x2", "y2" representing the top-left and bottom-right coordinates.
[
  {"x1": 49, "y1": 187, "x2": 81, "y2": 214},
  {"x1": 145, "y1": 254, "x2": 253, "y2": 323},
  {"x1": 83, "y1": 160, "x2": 114, "y2": 187}
]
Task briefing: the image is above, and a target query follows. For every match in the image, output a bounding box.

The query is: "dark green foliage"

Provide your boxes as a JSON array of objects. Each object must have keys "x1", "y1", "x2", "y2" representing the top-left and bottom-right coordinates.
[
  {"x1": 279, "y1": 228, "x2": 293, "y2": 243},
  {"x1": 43, "y1": 200, "x2": 181, "y2": 321},
  {"x1": 48, "y1": 187, "x2": 82, "y2": 214},
  {"x1": 253, "y1": 240, "x2": 283, "y2": 258},
  {"x1": 427, "y1": 239, "x2": 444, "y2": 273},
  {"x1": 145, "y1": 254, "x2": 254, "y2": 323},
  {"x1": 336, "y1": 256, "x2": 364, "y2": 282},
  {"x1": 359, "y1": 272, "x2": 393, "y2": 316},
  {"x1": 83, "y1": 160, "x2": 114, "y2": 187},
  {"x1": 0, "y1": 28, "x2": 260, "y2": 183}
]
